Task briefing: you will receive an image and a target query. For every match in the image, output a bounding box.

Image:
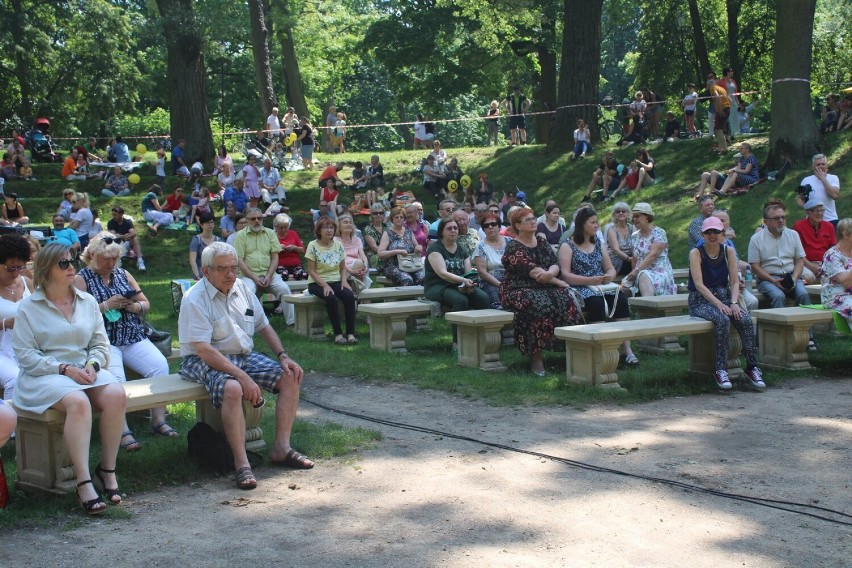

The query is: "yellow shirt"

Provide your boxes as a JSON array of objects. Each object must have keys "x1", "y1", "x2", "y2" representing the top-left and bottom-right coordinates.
[
  {"x1": 305, "y1": 239, "x2": 345, "y2": 284},
  {"x1": 234, "y1": 227, "x2": 282, "y2": 276}
]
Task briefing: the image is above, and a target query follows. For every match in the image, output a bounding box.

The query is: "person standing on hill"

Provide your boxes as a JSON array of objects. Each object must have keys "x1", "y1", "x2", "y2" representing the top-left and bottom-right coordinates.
[
  {"x1": 796, "y1": 154, "x2": 841, "y2": 228},
  {"x1": 501, "y1": 86, "x2": 531, "y2": 146}
]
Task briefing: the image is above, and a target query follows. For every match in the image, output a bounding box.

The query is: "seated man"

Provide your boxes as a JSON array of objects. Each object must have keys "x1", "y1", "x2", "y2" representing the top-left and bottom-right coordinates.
[
  {"x1": 748, "y1": 201, "x2": 816, "y2": 349},
  {"x1": 223, "y1": 178, "x2": 249, "y2": 213},
  {"x1": 367, "y1": 154, "x2": 384, "y2": 188},
  {"x1": 259, "y1": 157, "x2": 284, "y2": 204},
  {"x1": 106, "y1": 206, "x2": 146, "y2": 271},
  {"x1": 233, "y1": 208, "x2": 295, "y2": 325},
  {"x1": 62, "y1": 148, "x2": 88, "y2": 181},
  {"x1": 582, "y1": 151, "x2": 622, "y2": 201},
  {"x1": 102, "y1": 165, "x2": 130, "y2": 197},
  {"x1": 6, "y1": 138, "x2": 28, "y2": 168},
  {"x1": 113, "y1": 136, "x2": 131, "y2": 162},
  {"x1": 178, "y1": 241, "x2": 313, "y2": 490},
  {"x1": 687, "y1": 195, "x2": 716, "y2": 249},
  {"x1": 171, "y1": 139, "x2": 190, "y2": 177},
  {"x1": 422, "y1": 155, "x2": 446, "y2": 199},
  {"x1": 162, "y1": 186, "x2": 185, "y2": 214},
  {"x1": 50, "y1": 213, "x2": 82, "y2": 255},
  {"x1": 792, "y1": 199, "x2": 837, "y2": 283},
  {"x1": 318, "y1": 162, "x2": 344, "y2": 190},
  {"x1": 662, "y1": 111, "x2": 680, "y2": 142}
]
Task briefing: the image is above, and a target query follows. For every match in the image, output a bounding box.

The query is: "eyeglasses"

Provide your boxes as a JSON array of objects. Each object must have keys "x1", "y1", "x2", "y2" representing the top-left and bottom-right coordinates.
[
  {"x1": 372, "y1": 211, "x2": 385, "y2": 215},
  {"x1": 482, "y1": 222, "x2": 500, "y2": 229},
  {"x1": 2, "y1": 264, "x2": 26, "y2": 273},
  {"x1": 57, "y1": 259, "x2": 74, "y2": 270},
  {"x1": 442, "y1": 207, "x2": 456, "y2": 212},
  {"x1": 212, "y1": 265, "x2": 239, "y2": 274},
  {"x1": 247, "y1": 217, "x2": 263, "y2": 221},
  {"x1": 764, "y1": 216, "x2": 786, "y2": 222},
  {"x1": 520, "y1": 217, "x2": 537, "y2": 224},
  {"x1": 615, "y1": 210, "x2": 628, "y2": 214},
  {"x1": 703, "y1": 229, "x2": 722, "y2": 235}
]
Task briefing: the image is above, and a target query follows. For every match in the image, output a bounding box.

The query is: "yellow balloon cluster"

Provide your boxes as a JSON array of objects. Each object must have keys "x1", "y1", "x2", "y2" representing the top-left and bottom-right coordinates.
[
  {"x1": 459, "y1": 175, "x2": 472, "y2": 189},
  {"x1": 128, "y1": 173, "x2": 141, "y2": 185},
  {"x1": 136, "y1": 144, "x2": 147, "y2": 154},
  {"x1": 447, "y1": 180, "x2": 459, "y2": 193}
]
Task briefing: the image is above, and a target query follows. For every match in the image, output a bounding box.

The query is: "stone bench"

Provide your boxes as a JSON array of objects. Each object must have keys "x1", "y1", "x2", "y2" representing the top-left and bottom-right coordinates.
[
  {"x1": 752, "y1": 307, "x2": 834, "y2": 370},
  {"x1": 555, "y1": 316, "x2": 743, "y2": 390},
  {"x1": 284, "y1": 286, "x2": 425, "y2": 339},
  {"x1": 12, "y1": 374, "x2": 265, "y2": 495},
  {"x1": 359, "y1": 300, "x2": 434, "y2": 353},
  {"x1": 445, "y1": 310, "x2": 515, "y2": 371},
  {"x1": 628, "y1": 295, "x2": 689, "y2": 353}
]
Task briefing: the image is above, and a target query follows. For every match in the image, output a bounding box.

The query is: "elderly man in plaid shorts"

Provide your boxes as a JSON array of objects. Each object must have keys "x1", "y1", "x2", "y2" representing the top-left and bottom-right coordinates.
[{"x1": 178, "y1": 241, "x2": 313, "y2": 490}]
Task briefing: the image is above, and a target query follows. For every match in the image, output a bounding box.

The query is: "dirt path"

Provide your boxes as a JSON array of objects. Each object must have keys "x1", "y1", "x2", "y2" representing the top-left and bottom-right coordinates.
[{"x1": 3, "y1": 374, "x2": 851, "y2": 567}]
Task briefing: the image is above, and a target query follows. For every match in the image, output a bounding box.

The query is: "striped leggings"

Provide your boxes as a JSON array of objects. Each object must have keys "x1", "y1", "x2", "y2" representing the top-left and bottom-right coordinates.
[{"x1": 687, "y1": 287, "x2": 758, "y2": 371}]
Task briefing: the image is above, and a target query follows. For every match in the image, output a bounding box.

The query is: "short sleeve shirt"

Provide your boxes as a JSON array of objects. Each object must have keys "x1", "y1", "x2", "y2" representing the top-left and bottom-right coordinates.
[
  {"x1": 748, "y1": 228, "x2": 805, "y2": 275},
  {"x1": 234, "y1": 227, "x2": 282, "y2": 276},
  {"x1": 305, "y1": 239, "x2": 346, "y2": 284}
]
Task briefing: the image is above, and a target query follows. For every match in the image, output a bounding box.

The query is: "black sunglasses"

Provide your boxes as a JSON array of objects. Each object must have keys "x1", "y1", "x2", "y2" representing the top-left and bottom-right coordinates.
[
  {"x1": 482, "y1": 222, "x2": 500, "y2": 228},
  {"x1": 703, "y1": 229, "x2": 722, "y2": 235},
  {"x1": 102, "y1": 237, "x2": 120, "y2": 245},
  {"x1": 57, "y1": 259, "x2": 74, "y2": 270}
]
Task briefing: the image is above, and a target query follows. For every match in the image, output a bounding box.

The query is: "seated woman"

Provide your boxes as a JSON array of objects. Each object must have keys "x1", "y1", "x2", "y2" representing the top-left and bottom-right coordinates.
[
  {"x1": 141, "y1": 184, "x2": 175, "y2": 234},
  {"x1": 603, "y1": 202, "x2": 634, "y2": 277},
  {"x1": 319, "y1": 178, "x2": 340, "y2": 221},
  {"x1": 69, "y1": 192, "x2": 94, "y2": 250},
  {"x1": 362, "y1": 204, "x2": 387, "y2": 270},
  {"x1": 821, "y1": 218, "x2": 852, "y2": 329},
  {"x1": 306, "y1": 218, "x2": 357, "y2": 345},
  {"x1": 2, "y1": 193, "x2": 29, "y2": 225},
  {"x1": 572, "y1": 118, "x2": 592, "y2": 159},
  {"x1": 474, "y1": 213, "x2": 511, "y2": 309},
  {"x1": 422, "y1": 155, "x2": 446, "y2": 199},
  {"x1": 404, "y1": 203, "x2": 429, "y2": 254},
  {"x1": 425, "y1": 218, "x2": 490, "y2": 346},
  {"x1": 625, "y1": 203, "x2": 676, "y2": 297},
  {"x1": 475, "y1": 173, "x2": 494, "y2": 204},
  {"x1": 336, "y1": 213, "x2": 371, "y2": 292},
  {"x1": 715, "y1": 142, "x2": 760, "y2": 196},
  {"x1": 102, "y1": 166, "x2": 130, "y2": 198},
  {"x1": 536, "y1": 202, "x2": 565, "y2": 246},
  {"x1": 76, "y1": 233, "x2": 178, "y2": 450},
  {"x1": 13, "y1": 243, "x2": 126, "y2": 514},
  {"x1": 226, "y1": 215, "x2": 247, "y2": 246},
  {"x1": 216, "y1": 162, "x2": 235, "y2": 197},
  {"x1": 214, "y1": 144, "x2": 232, "y2": 174},
  {"x1": 559, "y1": 207, "x2": 639, "y2": 366},
  {"x1": 687, "y1": 216, "x2": 764, "y2": 391},
  {"x1": 273, "y1": 213, "x2": 307, "y2": 280},
  {"x1": 0, "y1": 235, "x2": 34, "y2": 405},
  {"x1": 612, "y1": 149, "x2": 655, "y2": 197},
  {"x1": 696, "y1": 209, "x2": 758, "y2": 311},
  {"x1": 379, "y1": 207, "x2": 424, "y2": 286},
  {"x1": 0, "y1": 399, "x2": 14, "y2": 449},
  {"x1": 189, "y1": 212, "x2": 221, "y2": 280},
  {"x1": 501, "y1": 207, "x2": 581, "y2": 376}
]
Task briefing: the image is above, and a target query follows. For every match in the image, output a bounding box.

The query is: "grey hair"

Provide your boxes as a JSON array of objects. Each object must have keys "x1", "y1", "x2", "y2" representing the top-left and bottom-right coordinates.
[
  {"x1": 245, "y1": 207, "x2": 263, "y2": 218},
  {"x1": 812, "y1": 153, "x2": 826, "y2": 165},
  {"x1": 612, "y1": 201, "x2": 630, "y2": 215},
  {"x1": 273, "y1": 213, "x2": 292, "y2": 228},
  {"x1": 201, "y1": 241, "x2": 238, "y2": 268}
]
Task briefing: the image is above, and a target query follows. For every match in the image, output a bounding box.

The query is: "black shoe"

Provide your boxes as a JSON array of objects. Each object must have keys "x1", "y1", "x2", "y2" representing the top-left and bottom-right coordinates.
[{"x1": 76, "y1": 480, "x2": 106, "y2": 515}]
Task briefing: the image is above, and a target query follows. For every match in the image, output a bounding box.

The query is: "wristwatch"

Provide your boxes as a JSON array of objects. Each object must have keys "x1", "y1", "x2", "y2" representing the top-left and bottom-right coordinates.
[{"x1": 88, "y1": 360, "x2": 100, "y2": 372}]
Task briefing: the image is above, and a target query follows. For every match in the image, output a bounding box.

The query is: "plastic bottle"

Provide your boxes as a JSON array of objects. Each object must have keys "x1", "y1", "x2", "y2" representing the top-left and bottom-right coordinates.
[{"x1": 744, "y1": 266, "x2": 753, "y2": 292}]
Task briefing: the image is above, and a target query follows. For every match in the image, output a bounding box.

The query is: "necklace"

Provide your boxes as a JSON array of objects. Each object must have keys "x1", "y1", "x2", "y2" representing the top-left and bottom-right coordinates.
[{"x1": 706, "y1": 247, "x2": 720, "y2": 260}]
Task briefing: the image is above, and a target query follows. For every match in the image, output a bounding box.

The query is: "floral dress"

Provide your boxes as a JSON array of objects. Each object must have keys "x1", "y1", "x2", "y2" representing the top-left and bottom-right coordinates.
[
  {"x1": 631, "y1": 226, "x2": 677, "y2": 295},
  {"x1": 475, "y1": 236, "x2": 512, "y2": 308},
  {"x1": 500, "y1": 236, "x2": 581, "y2": 355},
  {"x1": 362, "y1": 223, "x2": 384, "y2": 269},
  {"x1": 382, "y1": 227, "x2": 423, "y2": 286},
  {"x1": 820, "y1": 247, "x2": 852, "y2": 321},
  {"x1": 604, "y1": 222, "x2": 634, "y2": 273}
]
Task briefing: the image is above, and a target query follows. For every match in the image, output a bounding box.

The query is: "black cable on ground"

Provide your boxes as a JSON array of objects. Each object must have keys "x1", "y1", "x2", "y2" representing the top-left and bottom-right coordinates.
[{"x1": 302, "y1": 396, "x2": 852, "y2": 528}]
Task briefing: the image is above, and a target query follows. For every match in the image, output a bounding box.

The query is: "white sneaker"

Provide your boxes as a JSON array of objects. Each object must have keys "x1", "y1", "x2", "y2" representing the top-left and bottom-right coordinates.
[{"x1": 137, "y1": 258, "x2": 146, "y2": 271}]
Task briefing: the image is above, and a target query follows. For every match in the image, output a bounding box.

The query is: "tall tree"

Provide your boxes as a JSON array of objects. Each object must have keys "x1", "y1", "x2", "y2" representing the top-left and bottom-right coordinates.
[
  {"x1": 270, "y1": 0, "x2": 309, "y2": 119},
  {"x1": 550, "y1": 0, "x2": 603, "y2": 150},
  {"x1": 156, "y1": 0, "x2": 215, "y2": 165},
  {"x1": 686, "y1": 0, "x2": 713, "y2": 80},
  {"x1": 248, "y1": 0, "x2": 277, "y2": 118},
  {"x1": 725, "y1": 0, "x2": 742, "y2": 83},
  {"x1": 767, "y1": 0, "x2": 819, "y2": 167}
]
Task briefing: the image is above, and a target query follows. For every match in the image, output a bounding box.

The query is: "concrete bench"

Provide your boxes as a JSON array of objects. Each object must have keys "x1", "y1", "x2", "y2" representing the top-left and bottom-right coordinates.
[
  {"x1": 284, "y1": 286, "x2": 425, "y2": 339},
  {"x1": 752, "y1": 307, "x2": 834, "y2": 370},
  {"x1": 445, "y1": 310, "x2": 515, "y2": 371},
  {"x1": 555, "y1": 316, "x2": 743, "y2": 390},
  {"x1": 358, "y1": 300, "x2": 434, "y2": 353},
  {"x1": 12, "y1": 374, "x2": 265, "y2": 495},
  {"x1": 628, "y1": 295, "x2": 689, "y2": 353}
]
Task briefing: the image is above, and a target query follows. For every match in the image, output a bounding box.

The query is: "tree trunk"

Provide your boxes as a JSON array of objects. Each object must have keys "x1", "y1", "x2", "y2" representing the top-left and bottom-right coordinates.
[
  {"x1": 687, "y1": 0, "x2": 713, "y2": 80},
  {"x1": 156, "y1": 0, "x2": 215, "y2": 167},
  {"x1": 550, "y1": 0, "x2": 602, "y2": 150},
  {"x1": 248, "y1": 0, "x2": 277, "y2": 118},
  {"x1": 270, "y1": 0, "x2": 309, "y2": 120},
  {"x1": 9, "y1": 0, "x2": 32, "y2": 123},
  {"x1": 395, "y1": 102, "x2": 412, "y2": 149},
  {"x1": 725, "y1": 0, "x2": 741, "y2": 85},
  {"x1": 534, "y1": 14, "x2": 557, "y2": 145},
  {"x1": 767, "y1": 0, "x2": 820, "y2": 168}
]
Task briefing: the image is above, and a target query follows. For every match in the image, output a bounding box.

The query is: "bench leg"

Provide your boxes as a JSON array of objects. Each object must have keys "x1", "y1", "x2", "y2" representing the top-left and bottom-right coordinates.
[
  {"x1": 757, "y1": 321, "x2": 813, "y2": 370},
  {"x1": 687, "y1": 328, "x2": 743, "y2": 378},
  {"x1": 564, "y1": 340, "x2": 625, "y2": 390},
  {"x1": 292, "y1": 302, "x2": 327, "y2": 340},
  {"x1": 196, "y1": 399, "x2": 267, "y2": 452},
  {"x1": 15, "y1": 415, "x2": 76, "y2": 495},
  {"x1": 455, "y1": 323, "x2": 506, "y2": 371},
  {"x1": 501, "y1": 325, "x2": 515, "y2": 346},
  {"x1": 368, "y1": 313, "x2": 410, "y2": 353}
]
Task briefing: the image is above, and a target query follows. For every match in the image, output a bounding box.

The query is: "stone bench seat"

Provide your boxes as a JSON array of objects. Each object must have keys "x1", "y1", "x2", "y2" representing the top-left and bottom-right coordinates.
[
  {"x1": 359, "y1": 300, "x2": 434, "y2": 353},
  {"x1": 13, "y1": 374, "x2": 265, "y2": 495},
  {"x1": 284, "y1": 286, "x2": 425, "y2": 339},
  {"x1": 555, "y1": 316, "x2": 743, "y2": 390},
  {"x1": 752, "y1": 307, "x2": 834, "y2": 370},
  {"x1": 445, "y1": 310, "x2": 515, "y2": 371}
]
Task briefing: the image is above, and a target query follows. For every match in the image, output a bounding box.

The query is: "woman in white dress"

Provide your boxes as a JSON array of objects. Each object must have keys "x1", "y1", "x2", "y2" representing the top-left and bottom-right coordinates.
[{"x1": 0, "y1": 235, "x2": 33, "y2": 404}]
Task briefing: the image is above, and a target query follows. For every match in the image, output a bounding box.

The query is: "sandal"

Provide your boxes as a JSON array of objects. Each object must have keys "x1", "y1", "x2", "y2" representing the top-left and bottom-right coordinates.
[
  {"x1": 625, "y1": 353, "x2": 640, "y2": 366},
  {"x1": 120, "y1": 431, "x2": 142, "y2": 452},
  {"x1": 334, "y1": 336, "x2": 348, "y2": 345},
  {"x1": 151, "y1": 422, "x2": 179, "y2": 438},
  {"x1": 235, "y1": 466, "x2": 257, "y2": 490},
  {"x1": 346, "y1": 335, "x2": 359, "y2": 345},
  {"x1": 76, "y1": 480, "x2": 106, "y2": 515},
  {"x1": 270, "y1": 448, "x2": 314, "y2": 470},
  {"x1": 93, "y1": 464, "x2": 121, "y2": 504},
  {"x1": 808, "y1": 340, "x2": 818, "y2": 352}
]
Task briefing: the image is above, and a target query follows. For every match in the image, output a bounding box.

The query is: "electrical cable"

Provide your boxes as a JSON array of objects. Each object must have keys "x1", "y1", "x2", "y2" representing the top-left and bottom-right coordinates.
[{"x1": 302, "y1": 395, "x2": 852, "y2": 527}]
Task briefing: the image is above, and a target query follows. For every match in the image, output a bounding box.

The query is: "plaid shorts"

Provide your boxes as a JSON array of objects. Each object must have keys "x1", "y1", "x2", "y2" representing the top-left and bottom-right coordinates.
[{"x1": 180, "y1": 352, "x2": 282, "y2": 409}]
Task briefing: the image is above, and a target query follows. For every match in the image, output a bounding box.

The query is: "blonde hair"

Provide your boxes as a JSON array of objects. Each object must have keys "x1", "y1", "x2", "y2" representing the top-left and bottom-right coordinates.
[{"x1": 82, "y1": 231, "x2": 124, "y2": 266}]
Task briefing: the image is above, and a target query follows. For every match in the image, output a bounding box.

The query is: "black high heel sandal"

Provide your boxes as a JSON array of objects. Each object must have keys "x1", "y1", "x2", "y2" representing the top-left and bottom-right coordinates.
[
  {"x1": 93, "y1": 464, "x2": 121, "y2": 505},
  {"x1": 76, "y1": 480, "x2": 106, "y2": 515}
]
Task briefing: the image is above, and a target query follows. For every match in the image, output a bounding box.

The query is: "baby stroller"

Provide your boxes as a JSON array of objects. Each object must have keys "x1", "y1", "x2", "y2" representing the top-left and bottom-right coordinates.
[{"x1": 25, "y1": 117, "x2": 63, "y2": 163}]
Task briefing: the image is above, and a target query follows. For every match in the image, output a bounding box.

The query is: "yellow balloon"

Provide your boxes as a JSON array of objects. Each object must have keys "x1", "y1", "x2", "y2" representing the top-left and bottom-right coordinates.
[
  {"x1": 128, "y1": 173, "x2": 141, "y2": 185},
  {"x1": 447, "y1": 180, "x2": 459, "y2": 193},
  {"x1": 285, "y1": 133, "x2": 297, "y2": 146},
  {"x1": 136, "y1": 144, "x2": 147, "y2": 154},
  {"x1": 460, "y1": 175, "x2": 472, "y2": 189}
]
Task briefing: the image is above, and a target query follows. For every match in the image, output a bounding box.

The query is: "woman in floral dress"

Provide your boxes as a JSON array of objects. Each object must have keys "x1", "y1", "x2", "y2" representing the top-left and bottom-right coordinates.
[
  {"x1": 626, "y1": 202, "x2": 676, "y2": 297},
  {"x1": 821, "y1": 218, "x2": 852, "y2": 328}
]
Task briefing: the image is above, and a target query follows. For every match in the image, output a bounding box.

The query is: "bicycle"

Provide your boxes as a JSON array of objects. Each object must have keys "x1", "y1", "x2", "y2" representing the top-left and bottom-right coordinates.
[{"x1": 596, "y1": 106, "x2": 623, "y2": 143}]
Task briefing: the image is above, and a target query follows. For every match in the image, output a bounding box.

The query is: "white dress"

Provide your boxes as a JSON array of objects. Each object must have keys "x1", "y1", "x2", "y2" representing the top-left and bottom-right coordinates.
[{"x1": 0, "y1": 277, "x2": 30, "y2": 400}]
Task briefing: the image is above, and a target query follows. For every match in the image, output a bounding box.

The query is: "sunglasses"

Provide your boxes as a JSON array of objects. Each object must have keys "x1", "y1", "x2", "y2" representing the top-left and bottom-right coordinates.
[
  {"x1": 482, "y1": 222, "x2": 500, "y2": 229},
  {"x1": 2, "y1": 264, "x2": 26, "y2": 273},
  {"x1": 247, "y1": 217, "x2": 263, "y2": 221},
  {"x1": 703, "y1": 229, "x2": 722, "y2": 235},
  {"x1": 101, "y1": 237, "x2": 120, "y2": 245},
  {"x1": 57, "y1": 259, "x2": 74, "y2": 270}
]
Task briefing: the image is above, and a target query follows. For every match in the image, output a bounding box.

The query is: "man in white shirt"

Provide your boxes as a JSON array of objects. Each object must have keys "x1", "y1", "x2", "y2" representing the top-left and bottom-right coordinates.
[
  {"x1": 796, "y1": 153, "x2": 841, "y2": 227},
  {"x1": 266, "y1": 107, "x2": 281, "y2": 143},
  {"x1": 259, "y1": 157, "x2": 284, "y2": 204}
]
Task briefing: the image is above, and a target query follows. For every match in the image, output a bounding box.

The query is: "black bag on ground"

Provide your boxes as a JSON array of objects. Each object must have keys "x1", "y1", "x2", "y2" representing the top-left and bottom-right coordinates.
[{"x1": 187, "y1": 422, "x2": 234, "y2": 473}]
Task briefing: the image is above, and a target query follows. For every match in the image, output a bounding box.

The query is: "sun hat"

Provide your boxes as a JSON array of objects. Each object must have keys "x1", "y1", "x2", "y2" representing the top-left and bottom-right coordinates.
[
  {"x1": 632, "y1": 202, "x2": 654, "y2": 216},
  {"x1": 701, "y1": 216, "x2": 725, "y2": 232},
  {"x1": 803, "y1": 198, "x2": 824, "y2": 211}
]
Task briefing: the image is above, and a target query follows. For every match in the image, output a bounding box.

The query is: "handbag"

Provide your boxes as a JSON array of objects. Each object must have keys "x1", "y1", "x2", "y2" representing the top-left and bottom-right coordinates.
[
  {"x1": 398, "y1": 253, "x2": 424, "y2": 273},
  {"x1": 588, "y1": 282, "x2": 623, "y2": 320},
  {"x1": 143, "y1": 321, "x2": 173, "y2": 357}
]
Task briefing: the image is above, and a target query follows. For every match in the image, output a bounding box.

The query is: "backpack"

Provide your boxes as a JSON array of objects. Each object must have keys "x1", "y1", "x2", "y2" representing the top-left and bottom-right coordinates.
[{"x1": 187, "y1": 422, "x2": 234, "y2": 473}]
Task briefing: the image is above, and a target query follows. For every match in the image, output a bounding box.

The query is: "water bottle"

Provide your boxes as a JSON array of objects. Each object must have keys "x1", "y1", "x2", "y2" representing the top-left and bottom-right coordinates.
[{"x1": 744, "y1": 267, "x2": 753, "y2": 292}]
